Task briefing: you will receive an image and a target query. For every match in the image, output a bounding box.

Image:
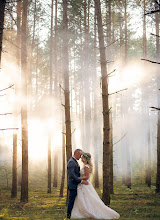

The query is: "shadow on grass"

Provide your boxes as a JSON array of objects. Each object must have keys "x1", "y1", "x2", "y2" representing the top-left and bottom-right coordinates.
[{"x1": 0, "y1": 183, "x2": 160, "y2": 220}]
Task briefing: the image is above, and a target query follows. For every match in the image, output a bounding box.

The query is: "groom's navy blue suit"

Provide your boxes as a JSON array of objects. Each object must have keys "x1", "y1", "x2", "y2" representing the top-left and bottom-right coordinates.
[{"x1": 67, "y1": 157, "x2": 81, "y2": 219}]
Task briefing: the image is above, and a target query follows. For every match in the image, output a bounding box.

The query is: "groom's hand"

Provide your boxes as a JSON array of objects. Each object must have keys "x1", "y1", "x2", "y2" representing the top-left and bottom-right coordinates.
[{"x1": 81, "y1": 180, "x2": 89, "y2": 185}]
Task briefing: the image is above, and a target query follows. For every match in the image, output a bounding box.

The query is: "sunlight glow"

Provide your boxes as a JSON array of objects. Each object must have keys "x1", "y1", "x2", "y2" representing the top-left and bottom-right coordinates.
[
  {"x1": 122, "y1": 63, "x2": 145, "y2": 86},
  {"x1": 28, "y1": 119, "x2": 62, "y2": 160},
  {"x1": 109, "y1": 61, "x2": 146, "y2": 93}
]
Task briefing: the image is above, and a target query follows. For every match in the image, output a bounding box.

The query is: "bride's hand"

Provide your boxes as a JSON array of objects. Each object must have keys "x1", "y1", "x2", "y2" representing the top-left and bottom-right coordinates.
[{"x1": 81, "y1": 180, "x2": 89, "y2": 185}]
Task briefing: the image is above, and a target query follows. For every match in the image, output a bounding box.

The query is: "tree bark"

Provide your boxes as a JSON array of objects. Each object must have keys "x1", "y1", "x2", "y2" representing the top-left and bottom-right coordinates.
[
  {"x1": 143, "y1": 0, "x2": 147, "y2": 58},
  {"x1": 155, "y1": 1, "x2": 160, "y2": 193},
  {"x1": 28, "y1": 0, "x2": 36, "y2": 109},
  {"x1": 63, "y1": 0, "x2": 72, "y2": 162},
  {"x1": 84, "y1": 0, "x2": 91, "y2": 152},
  {"x1": 21, "y1": 0, "x2": 28, "y2": 203},
  {"x1": 145, "y1": 128, "x2": 151, "y2": 187},
  {"x1": 106, "y1": 0, "x2": 112, "y2": 57},
  {"x1": 0, "y1": 0, "x2": 6, "y2": 68},
  {"x1": 48, "y1": 0, "x2": 54, "y2": 194},
  {"x1": 48, "y1": 134, "x2": 51, "y2": 193},
  {"x1": 124, "y1": 0, "x2": 127, "y2": 62},
  {"x1": 54, "y1": 0, "x2": 58, "y2": 93},
  {"x1": 12, "y1": 133, "x2": 17, "y2": 198},
  {"x1": 53, "y1": 153, "x2": 58, "y2": 187},
  {"x1": 109, "y1": 112, "x2": 113, "y2": 194},
  {"x1": 93, "y1": 6, "x2": 99, "y2": 189},
  {"x1": 60, "y1": 124, "x2": 66, "y2": 197},
  {"x1": 156, "y1": 113, "x2": 160, "y2": 193},
  {"x1": 95, "y1": 0, "x2": 110, "y2": 205},
  {"x1": 11, "y1": 0, "x2": 21, "y2": 198}
]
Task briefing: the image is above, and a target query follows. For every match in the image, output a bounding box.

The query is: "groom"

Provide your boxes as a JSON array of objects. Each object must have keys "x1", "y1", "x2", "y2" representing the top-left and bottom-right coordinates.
[{"x1": 67, "y1": 149, "x2": 88, "y2": 219}]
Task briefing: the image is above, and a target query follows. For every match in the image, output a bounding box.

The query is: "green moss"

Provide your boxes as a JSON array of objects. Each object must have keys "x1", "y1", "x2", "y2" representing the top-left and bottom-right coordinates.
[{"x1": 0, "y1": 183, "x2": 160, "y2": 219}]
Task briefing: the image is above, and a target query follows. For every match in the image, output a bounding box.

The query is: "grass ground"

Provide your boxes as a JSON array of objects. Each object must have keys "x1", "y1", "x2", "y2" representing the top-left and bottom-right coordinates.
[{"x1": 0, "y1": 182, "x2": 160, "y2": 220}]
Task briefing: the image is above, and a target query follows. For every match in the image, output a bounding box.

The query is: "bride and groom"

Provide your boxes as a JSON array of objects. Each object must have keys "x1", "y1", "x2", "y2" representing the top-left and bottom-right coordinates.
[{"x1": 67, "y1": 149, "x2": 120, "y2": 219}]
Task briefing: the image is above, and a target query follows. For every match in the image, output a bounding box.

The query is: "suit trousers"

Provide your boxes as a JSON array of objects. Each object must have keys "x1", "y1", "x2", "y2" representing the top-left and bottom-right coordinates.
[{"x1": 67, "y1": 189, "x2": 77, "y2": 219}]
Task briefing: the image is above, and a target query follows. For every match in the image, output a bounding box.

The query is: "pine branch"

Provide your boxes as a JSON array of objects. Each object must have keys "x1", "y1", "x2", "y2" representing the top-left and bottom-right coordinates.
[
  {"x1": 150, "y1": 106, "x2": 160, "y2": 111},
  {"x1": 0, "y1": 128, "x2": 19, "y2": 131},
  {"x1": 5, "y1": 8, "x2": 17, "y2": 25},
  {"x1": 113, "y1": 133, "x2": 127, "y2": 146},
  {"x1": 4, "y1": 37, "x2": 21, "y2": 49},
  {"x1": 0, "y1": 113, "x2": 12, "y2": 116},
  {"x1": 150, "y1": 33, "x2": 160, "y2": 38},
  {"x1": 0, "y1": 84, "x2": 14, "y2": 92},
  {"x1": 109, "y1": 88, "x2": 128, "y2": 95},
  {"x1": 145, "y1": 9, "x2": 160, "y2": 15},
  {"x1": 108, "y1": 69, "x2": 116, "y2": 77},
  {"x1": 141, "y1": 58, "x2": 160, "y2": 64}
]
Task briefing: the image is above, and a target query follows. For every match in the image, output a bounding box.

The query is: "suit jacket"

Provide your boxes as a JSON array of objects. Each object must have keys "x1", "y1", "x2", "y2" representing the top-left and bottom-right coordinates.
[{"x1": 67, "y1": 157, "x2": 81, "y2": 190}]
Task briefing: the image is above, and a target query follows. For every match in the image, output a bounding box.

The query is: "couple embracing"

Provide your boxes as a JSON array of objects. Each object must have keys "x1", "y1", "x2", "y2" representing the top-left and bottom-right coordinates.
[{"x1": 67, "y1": 149, "x2": 120, "y2": 219}]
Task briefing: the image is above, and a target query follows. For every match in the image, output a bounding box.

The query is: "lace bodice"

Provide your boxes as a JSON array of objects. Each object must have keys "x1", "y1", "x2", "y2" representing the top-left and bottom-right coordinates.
[{"x1": 80, "y1": 164, "x2": 90, "y2": 179}]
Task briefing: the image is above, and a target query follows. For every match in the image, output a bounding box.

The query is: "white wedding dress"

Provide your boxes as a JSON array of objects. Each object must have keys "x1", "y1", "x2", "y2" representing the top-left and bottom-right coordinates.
[{"x1": 71, "y1": 165, "x2": 120, "y2": 219}]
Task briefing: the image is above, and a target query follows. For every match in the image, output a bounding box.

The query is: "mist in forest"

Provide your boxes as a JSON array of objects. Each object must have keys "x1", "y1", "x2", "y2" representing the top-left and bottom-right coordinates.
[
  {"x1": 0, "y1": 0, "x2": 160, "y2": 191},
  {"x1": 0, "y1": 51, "x2": 158, "y2": 186}
]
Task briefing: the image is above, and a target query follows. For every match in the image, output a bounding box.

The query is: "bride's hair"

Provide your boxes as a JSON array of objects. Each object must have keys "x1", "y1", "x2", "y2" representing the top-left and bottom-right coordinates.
[{"x1": 82, "y1": 152, "x2": 93, "y2": 173}]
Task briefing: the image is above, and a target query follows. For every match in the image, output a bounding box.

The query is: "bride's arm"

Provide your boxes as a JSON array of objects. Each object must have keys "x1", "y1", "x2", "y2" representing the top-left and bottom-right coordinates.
[{"x1": 79, "y1": 166, "x2": 89, "y2": 180}]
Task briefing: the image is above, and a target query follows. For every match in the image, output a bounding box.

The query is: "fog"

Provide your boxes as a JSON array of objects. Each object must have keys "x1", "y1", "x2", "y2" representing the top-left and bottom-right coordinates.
[{"x1": 0, "y1": 1, "x2": 159, "y2": 188}]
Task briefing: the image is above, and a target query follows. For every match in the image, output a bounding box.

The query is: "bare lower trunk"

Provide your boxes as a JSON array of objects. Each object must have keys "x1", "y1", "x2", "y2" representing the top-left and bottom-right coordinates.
[
  {"x1": 48, "y1": 133, "x2": 51, "y2": 193},
  {"x1": 53, "y1": 153, "x2": 58, "y2": 187},
  {"x1": 11, "y1": 0, "x2": 21, "y2": 198},
  {"x1": 109, "y1": 112, "x2": 113, "y2": 194},
  {"x1": 20, "y1": 0, "x2": 28, "y2": 203},
  {"x1": 95, "y1": 0, "x2": 110, "y2": 205},
  {"x1": 155, "y1": 1, "x2": 160, "y2": 194},
  {"x1": 11, "y1": 133, "x2": 17, "y2": 198},
  {"x1": 145, "y1": 130, "x2": 151, "y2": 187},
  {"x1": 60, "y1": 125, "x2": 66, "y2": 197},
  {"x1": 156, "y1": 112, "x2": 160, "y2": 193}
]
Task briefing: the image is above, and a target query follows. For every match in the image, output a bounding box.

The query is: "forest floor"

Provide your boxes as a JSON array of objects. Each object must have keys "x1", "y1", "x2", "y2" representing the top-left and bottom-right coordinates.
[{"x1": 0, "y1": 182, "x2": 160, "y2": 220}]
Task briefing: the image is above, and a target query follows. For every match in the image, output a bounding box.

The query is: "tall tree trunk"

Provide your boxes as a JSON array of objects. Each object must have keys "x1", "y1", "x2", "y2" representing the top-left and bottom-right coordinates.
[
  {"x1": 156, "y1": 113, "x2": 160, "y2": 193},
  {"x1": 63, "y1": 0, "x2": 72, "y2": 162},
  {"x1": 109, "y1": 112, "x2": 114, "y2": 194},
  {"x1": 143, "y1": 0, "x2": 147, "y2": 59},
  {"x1": 28, "y1": 0, "x2": 36, "y2": 110},
  {"x1": 21, "y1": 0, "x2": 28, "y2": 203},
  {"x1": 84, "y1": 0, "x2": 91, "y2": 152},
  {"x1": 155, "y1": 1, "x2": 160, "y2": 194},
  {"x1": 60, "y1": 123, "x2": 66, "y2": 197},
  {"x1": 143, "y1": 0, "x2": 151, "y2": 187},
  {"x1": 93, "y1": 7, "x2": 99, "y2": 189},
  {"x1": 54, "y1": 0, "x2": 58, "y2": 93},
  {"x1": 124, "y1": 0, "x2": 127, "y2": 62},
  {"x1": 124, "y1": 0, "x2": 131, "y2": 189},
  {"x1": 12, "y1": 133, "x2": 17, "y2": 197},
  {"x1": 35, "y1": 42, "x2": 39, "y2": 101},
  {"x1": 0, "y1": 0, "x2": 6, "y2": 68},
  {"x1": 48, "y1": 0, "x2": 54, "y2": 193},
  {"x1": 145, "y1": 125, "x2": 151, "y2": 187},
  {"x1": 48, "y1": 134, "x2": 51, "y2": 193},
  {"x1": 106, "y1": 0, "x2": 111, "y2": 58},
  {"x1": 53, "y1": 152, "x2": 58, "y2": 187},
  {"x1": 95, "y1": 0, "x2": 110, "y2": 205},
  {"x1": 106, "y1": 0, "x2": 113, "y2": 194},
  {"x1": 11, "y1": 0, "x2": 21, "y2": 198}
]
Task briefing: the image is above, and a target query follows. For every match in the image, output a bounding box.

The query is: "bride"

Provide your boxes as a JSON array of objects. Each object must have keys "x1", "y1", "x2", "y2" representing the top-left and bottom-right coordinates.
[{"x1": 71, "y1": 152, "x2": 120, "y2": 219}]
